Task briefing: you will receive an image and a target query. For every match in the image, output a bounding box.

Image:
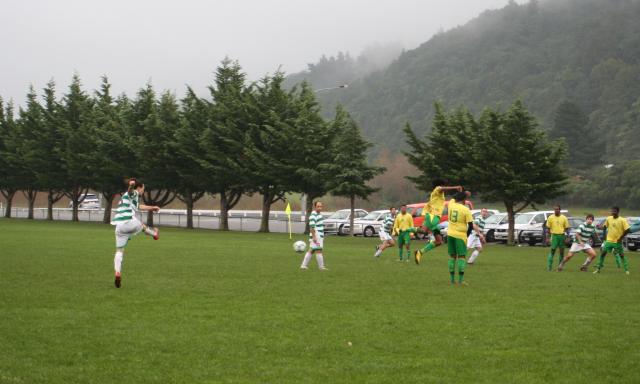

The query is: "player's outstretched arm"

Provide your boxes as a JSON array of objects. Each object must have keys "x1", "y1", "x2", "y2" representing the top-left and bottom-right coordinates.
[
  {"x1": 439, "y1": 185, "x2": 463, "y2": 192},
  {"x1": 139, "y1": 204, "x2": 160, "y2": 212}
]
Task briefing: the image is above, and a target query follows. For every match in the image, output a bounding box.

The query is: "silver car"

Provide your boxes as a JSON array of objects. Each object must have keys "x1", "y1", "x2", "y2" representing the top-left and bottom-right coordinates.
[
  {"x1": 342, "y1": 210, "x2": 391, "y2": 237},
  {"x1": 323, "y1": 209, "x2": 368, "y2": 235}
]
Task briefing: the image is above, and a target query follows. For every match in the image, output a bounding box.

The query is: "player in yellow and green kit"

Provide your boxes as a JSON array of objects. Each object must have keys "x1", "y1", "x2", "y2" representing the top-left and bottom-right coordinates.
[
  {"x1": 446, "y1": 191, "x2": 483, "y2": 284},
  {"x1": 594, "y1": 206, "x2": 631, "y2": 275},
  {"x1": 545, "y1": 204, "x2": 569, "y2": 271},
  {"x1": 414, "y1": 179, "x2": 463, "y2": 265},
  {"x1": 393, "y1": 204, "x2": 416, "y2": 262}
]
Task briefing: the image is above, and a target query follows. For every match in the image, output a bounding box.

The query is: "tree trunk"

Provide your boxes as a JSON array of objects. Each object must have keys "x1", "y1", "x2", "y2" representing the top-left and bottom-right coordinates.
[
  {"x1": 102, "y1": 193, "x2": 114, "y2": 224},
  {"x1": 304, "y1": 196, "x2": 314, "y2": 235},
  {"x1": 185, "y1": 193, "x2": 194, "y2": 229},
  {"x1": 258, "y1": 192, "x2": 272, "y2": 233},
  {"x1": 72, "y1": 200, "x2": 79, "y2": 221},
  {"x1": 506, "y1": 201, "x2": 515, "y2": 246},
  {"x1": 147, "y1": 210, "x2": 154, "y2": 227},
  {"x1": 350, "y1": 194, "x2": 355, "y2": 236},
  {"x1": 220, "y1": 191, "x2": 229, "y2": 231},
  {"x1": 47, "y1": 190, "x2": 64, "y2": 221},
  {"x1": 2, "y1": 190, "x2": 16, "y2": 218},
  {"x1": 23, "y1": 189, "x2": 38, "y2": 220}
]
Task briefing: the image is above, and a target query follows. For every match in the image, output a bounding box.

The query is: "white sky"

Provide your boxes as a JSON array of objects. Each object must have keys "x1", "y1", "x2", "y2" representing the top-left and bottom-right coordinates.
[{"x1": 1, "y1": 0, "x2": 519, "y2": 105}]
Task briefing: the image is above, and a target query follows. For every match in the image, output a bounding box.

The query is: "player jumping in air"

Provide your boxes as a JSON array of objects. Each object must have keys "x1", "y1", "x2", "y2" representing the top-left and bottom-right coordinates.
[
  {"x1": 301, "y1": 201, "x2": 328, "y2": 271},
  {"x1": 593, "y1": 206, "x2": 631, "y2": 275},
  {"x1": 545, "y1": 204, "x2": 569, "y2": 271},
  {"x1": 111, "y1": 179, "x2": 160, "y2": 288},
  {"x1": 557, "y1": 214, "x2": 599, "y2": 271},
  {"x1": 467, "y1": 208, "x2": 489, "y2": 264},
  {"x1": 374, "y1": 207, "x2": 397, "y2": 258},
  {"x1": 414, "y1": 180, "x2": 462, "y2": 265}
]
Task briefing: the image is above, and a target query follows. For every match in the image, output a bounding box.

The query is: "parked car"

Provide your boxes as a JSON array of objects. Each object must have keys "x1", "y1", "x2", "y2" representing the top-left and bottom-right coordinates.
[
  {"x1": 496, "y1": 210, "x2": 568, "y2": 244},
  {"x1": 482, "y1": 213, "x2": 507, "y2": 242},
  {"x1": 622, "y1": 217, "x2": 640, "y2": 251},
  {"x1": 341, "y1": 210, "x2": 391, "y2": 237},
  {"x1": 471, "y1": 209, "x2": 500, "y2": 219},
  {"x1": 68, "y1": 193, "x2": 100, "y2": 209},
  {"x1": 323, "y1": 209, "x2": 368, "y2": 235}
]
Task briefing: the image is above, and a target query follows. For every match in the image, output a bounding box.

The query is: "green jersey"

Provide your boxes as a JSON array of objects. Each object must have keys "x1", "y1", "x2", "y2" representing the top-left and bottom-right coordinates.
[
  {"x1": 382, "y1": 214, "x2": 394, "y2": 234},
  {"x1": 111, "y1": 190, "x2": 139, "y2": 223},
  {"x1": 474, "y1": 216, "x2": 486, "y2": 231},
  {"x1": 309, "y1": 211, "x2": 324, "y2": 239},
  {"x1": 574, "y1": 223, "x2": 596, "y2": 243}
]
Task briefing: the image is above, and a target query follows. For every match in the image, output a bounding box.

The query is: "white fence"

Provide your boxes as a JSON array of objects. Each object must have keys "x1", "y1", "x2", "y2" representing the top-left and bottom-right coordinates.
[{"x1": 0, "y1": 207, "x2": 309, "y2": 233}]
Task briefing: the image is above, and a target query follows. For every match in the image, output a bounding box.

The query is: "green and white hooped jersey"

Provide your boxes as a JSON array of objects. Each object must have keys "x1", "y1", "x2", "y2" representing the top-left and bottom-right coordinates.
[
  {"x1": 474, "y1": 216, "x2": 486, "y2": 231},
  {"x1": 309, "y1": 211, "x2": 324, "y2": 239},
  {"x1": 574, "y1": 223, "x2": 596, "y2": 243},
  {"x1": 111, "y1": 190, "x2": 139, "y2": 224},
  {"x1": 382, "y1": 214, "x2": 394, "y2": 234}
]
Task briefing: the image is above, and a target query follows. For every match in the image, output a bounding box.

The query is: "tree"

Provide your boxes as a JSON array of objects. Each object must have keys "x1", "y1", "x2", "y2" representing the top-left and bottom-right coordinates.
[
  {"x1": 91, "y1": 77, "x2": 134, "y2": 223},
  {"x1": 470, "y1": 101, "x2": 567, "y2": 244},
  {"x1": 551, "y1": 100, "x2": 596, "y2": 168},
  {"x1": 173, "y1": 88, "x2": 207, "y2": 229},
  {"x1": 39, "y1": 81, "x2": 67, "y2": 220},
  {"x1": 59, "y1": 75, "x2": 95, "y2": 222},
  {"x1": 198, "y1": 59, "x2": 251, "y2": 231},
  {"x1": 0, "y1": 98, "x2": 18, "y2": 218},
  {"x1": 327, "y1": 105, "x2": 384, "y2": 235},
  {"x1": 244, "y1": 73, "x2": 296, "y2": 232}
]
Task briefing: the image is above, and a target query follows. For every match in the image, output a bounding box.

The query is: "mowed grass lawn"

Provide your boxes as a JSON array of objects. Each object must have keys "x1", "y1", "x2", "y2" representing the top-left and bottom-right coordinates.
[{"x1": 1, "y1": 219, "x2": 639, "y2": 384}]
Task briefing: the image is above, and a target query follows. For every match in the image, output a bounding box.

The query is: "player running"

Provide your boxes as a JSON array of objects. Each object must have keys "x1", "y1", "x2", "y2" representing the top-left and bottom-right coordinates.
[
  {"x1": 593, "y1": 206, "x2": 631, "y2": 275},
  {"x1": 467, "y1": 208, "x2": 489, "y2": 264},
  {"x1": 414, "y1": 180, "x2": 463, "y2": 264},
  {"x1": 557, "y1": 214, "x2": 599, "y2": 271},
  {"x1": 447, "y1": 191, "x2": 483, "y2": 285},
  {"x1": 301, "y1": 201, "x2": 328, "y2": 271},
  {"x1": 111, "y1": 179, "x2": 160, "y2": 288},
  {"x1": 393, "y1": 204, "x2": 415, "y2": 262},
  {"x1": 545, "y1": 205, "x2": 569, "y2": 271},
  {"x1": 374, "y1": 207, "x2": 397, "y2": 258}
]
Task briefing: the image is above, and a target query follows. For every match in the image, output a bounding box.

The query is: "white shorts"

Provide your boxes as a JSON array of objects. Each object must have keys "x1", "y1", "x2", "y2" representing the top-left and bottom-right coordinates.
[
  {"x1": 379, "y1": 231, "x2": 393, "y2": 242},
  {"x1": 309, "y1": 236, "x2": 324, "y2": 251},
  {"x1": 569, "y1": 242, "x2": 592, "y2": 253},
  {"x1": 467, "y1": 233, "x2": 482, "y2": 249},
  {"x1": 114, "y1": 218, "x2": 143, "y2": 248}
]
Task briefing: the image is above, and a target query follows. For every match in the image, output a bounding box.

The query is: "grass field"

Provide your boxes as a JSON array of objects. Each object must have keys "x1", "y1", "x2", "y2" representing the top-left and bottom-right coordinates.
[{"x1": 1, "y1": 219, "x2": 639, "y2": 384}]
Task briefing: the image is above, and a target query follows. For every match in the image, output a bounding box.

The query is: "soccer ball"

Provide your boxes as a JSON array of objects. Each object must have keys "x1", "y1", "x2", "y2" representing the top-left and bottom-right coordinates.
[{"x1": 293, "y1": 240, "x2": 307, "y2": 253}]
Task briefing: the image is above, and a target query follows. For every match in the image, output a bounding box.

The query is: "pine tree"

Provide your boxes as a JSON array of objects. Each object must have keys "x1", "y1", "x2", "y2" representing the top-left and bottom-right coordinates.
[
  {"x1": 0, "y1": 98, "x2": 18, "y2": 218},
  {"x1": 552, "y1": 100, "x2": 596, "y2": 168}
]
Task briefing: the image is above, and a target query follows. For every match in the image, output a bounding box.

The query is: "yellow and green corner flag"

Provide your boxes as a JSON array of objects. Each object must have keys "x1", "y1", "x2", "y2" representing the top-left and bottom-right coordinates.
[{"x1": 285, "y1": 201, "x2": 292, "y2": 239}]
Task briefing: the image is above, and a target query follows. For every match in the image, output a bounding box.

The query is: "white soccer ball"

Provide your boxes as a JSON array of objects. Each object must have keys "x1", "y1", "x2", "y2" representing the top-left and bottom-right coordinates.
[{"x1": 293, "y1": 240, "x2": 307, "y2": 253}]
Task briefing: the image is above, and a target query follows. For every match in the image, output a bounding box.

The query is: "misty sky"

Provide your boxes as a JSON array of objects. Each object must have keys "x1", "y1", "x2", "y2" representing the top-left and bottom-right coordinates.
[{"x1": 1, "y1": 0, "x2": 519, "y2": 105}]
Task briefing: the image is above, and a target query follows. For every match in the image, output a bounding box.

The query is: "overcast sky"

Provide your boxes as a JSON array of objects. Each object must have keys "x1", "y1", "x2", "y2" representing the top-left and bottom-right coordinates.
[{"x1": 1, "y1": 0, "x2": 519, "y2": 105}]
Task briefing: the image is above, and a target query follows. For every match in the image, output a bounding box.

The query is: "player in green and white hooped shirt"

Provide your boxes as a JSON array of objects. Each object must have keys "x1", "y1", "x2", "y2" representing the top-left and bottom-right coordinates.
[
  {"x1": 374, "y1": 207, "x2": 397, "y2": 257},
  {"x1": 557, "y1": 213, "x2": 599, "y2": 271},
  {"x1": 467, "y1": 208, "x2": 489, "y2": 264},
  {"x1": 111, "y1": 179, "x2": 160, "y2": 288},
  {"x1": 301, "y1": 201, "x2": 328, "y2": 271}
]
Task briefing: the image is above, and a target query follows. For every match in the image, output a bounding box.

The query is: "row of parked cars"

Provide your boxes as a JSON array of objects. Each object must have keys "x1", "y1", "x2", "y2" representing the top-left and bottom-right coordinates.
[{"x1": 328, "y1": 207, "x2": 640, "y2": 251}]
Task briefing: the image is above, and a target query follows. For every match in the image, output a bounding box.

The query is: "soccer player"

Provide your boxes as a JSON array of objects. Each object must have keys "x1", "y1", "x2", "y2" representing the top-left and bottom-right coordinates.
[
  {"x1": 545, "y1": 204, "x2": 569, "y2": 271},
  {"x1": 111, "y1": 179, "x2": 160, "y2": 288},
  {"x1": 447, "y1": 191, "x2": 483, "y2": 284},
  {"x1": 467, "y1": 208, "x2": 489, "y2": 264},
  {"x1": 414, "y1": 180, "x2": 463, "y2": 264},
  {"x1": 375, "y1": 207, "x2": 397, "y2": 258},
  {"x1": 558, "y1": 214, "x2": 598, "y2": 271},
  {"x1": 593, "y1": 206, "x2": 631, "y2": 275},
  {"x1": 393, "y1": 204, "x2": 415, "y2": 262},
  {"x1": 301, "y1": 201, "x2": 328, "y2": 271}
]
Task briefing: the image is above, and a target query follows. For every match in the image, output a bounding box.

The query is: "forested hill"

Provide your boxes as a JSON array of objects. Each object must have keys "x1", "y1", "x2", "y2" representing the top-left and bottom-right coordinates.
[{"x1": 290, "y1": 0, "x2": 640, "y2": 164}]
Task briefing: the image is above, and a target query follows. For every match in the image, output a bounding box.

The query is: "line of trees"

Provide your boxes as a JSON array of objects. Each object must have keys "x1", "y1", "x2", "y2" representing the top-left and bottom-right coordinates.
[
  {"x1": 0, "y1": 59, "x2": 384, "y2": 232},
  {"x1": 404, "y1": 100, "x2": 568, "y2": 245}
]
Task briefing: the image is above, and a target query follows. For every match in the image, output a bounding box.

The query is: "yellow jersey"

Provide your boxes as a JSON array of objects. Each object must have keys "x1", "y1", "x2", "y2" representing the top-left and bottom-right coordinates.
[
  {"x1": 424, "y1": 186, "x2": 445, "y2": 216},
  {"x1": 546, "y1": 214, "x2": 569, "y2": 235},
  {"x1": 393, "y1": 212, "x2": 414, "y2": 233},
  {"x1": 447, "y1": 199, "x2": 473, "y2": 242},
  {"x1": 604, "y1": 216, "x2": 630, "y2": 242}
]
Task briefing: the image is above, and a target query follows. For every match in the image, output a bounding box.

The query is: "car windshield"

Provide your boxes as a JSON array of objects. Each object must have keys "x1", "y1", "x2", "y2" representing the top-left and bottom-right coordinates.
[
  {"x1": 515, "y1": 213, "x2": 535, "y2": 224},
  {"x1": 568, "y1": 218, "x2": 585, "y2": 228},
  {"x1": 485, "y1": 214, "x2": 506, "y2": 224},
  {"x1": 328, "y1": 211, "x2": 349, "y2": 220},
  {"x1": 362, "y1": 212, "x2": 383, "y2": 220}
]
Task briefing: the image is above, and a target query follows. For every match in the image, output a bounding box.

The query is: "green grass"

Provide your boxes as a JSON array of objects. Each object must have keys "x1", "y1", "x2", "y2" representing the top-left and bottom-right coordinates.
[{"x1": 1, "y1": 219, "x2": 639, "y2": 384}]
